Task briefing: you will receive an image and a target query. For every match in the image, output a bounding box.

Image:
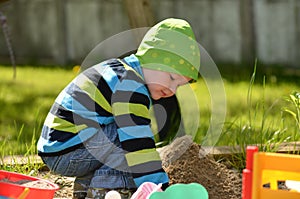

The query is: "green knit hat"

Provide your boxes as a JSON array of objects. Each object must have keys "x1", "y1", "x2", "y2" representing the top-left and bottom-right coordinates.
[{"x1": 135, "y1": 18, "x2": 200, "y2": 80}]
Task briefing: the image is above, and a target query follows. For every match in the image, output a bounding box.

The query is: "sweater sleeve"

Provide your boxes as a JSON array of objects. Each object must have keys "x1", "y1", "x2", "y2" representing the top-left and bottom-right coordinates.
[{"x1": 111, "y1": 70, "x2": 169, "y2": 188}]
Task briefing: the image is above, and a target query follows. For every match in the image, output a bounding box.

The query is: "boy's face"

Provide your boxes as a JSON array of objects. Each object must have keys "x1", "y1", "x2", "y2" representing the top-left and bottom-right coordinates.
[{"x1": 142, "y1": 68, "x2": 192, "y2": 100}]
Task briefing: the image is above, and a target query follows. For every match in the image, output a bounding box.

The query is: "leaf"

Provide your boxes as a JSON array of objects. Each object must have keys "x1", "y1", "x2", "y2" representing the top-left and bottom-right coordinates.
[{"x1": 283, "y1": 109, "x2": 297, "y2": 120}]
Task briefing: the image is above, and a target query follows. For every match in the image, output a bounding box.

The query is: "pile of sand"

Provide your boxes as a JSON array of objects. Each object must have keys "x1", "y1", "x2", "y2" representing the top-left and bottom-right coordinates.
[{"x1": 159, "y1": 135, "x2": 242, "y2": 199}]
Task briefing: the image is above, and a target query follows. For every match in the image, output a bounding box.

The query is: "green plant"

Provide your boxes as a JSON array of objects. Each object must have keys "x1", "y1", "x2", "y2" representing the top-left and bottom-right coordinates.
[
  {"x1": 282, "y1": 91, "x2": 300, "y2": 153},
  {"x1": 283, "y1": 92, "x2": 300, "y2": 132},
  {"x1": 219, "y1": 62, "x2": 292, "y2": 171}
]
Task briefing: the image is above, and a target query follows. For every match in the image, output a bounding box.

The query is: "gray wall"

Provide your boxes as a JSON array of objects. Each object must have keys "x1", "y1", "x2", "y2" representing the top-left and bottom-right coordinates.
[{"x1": 0, "y1": 0, "x2": 299, "y2": 67}]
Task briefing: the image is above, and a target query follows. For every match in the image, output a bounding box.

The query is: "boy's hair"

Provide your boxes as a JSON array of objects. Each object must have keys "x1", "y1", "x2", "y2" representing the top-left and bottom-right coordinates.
[{"x1": 135, "y1": 18, "x2": 200, "y2": 80}]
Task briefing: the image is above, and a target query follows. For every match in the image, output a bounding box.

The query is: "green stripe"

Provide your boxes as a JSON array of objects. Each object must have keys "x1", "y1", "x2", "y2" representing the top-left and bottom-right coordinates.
[
  {"x1": 75, "y1": 74, "x2": 112, "y2": 113},
  {"x1": 112, "y1": 102, "x2": 150, "y2": 119},
  {"x1": 125, "y1": 148, "x2": 161, "y2": 166},
  {"x1": 45, "y1": 113, "x2": 87, "y2": 133}
]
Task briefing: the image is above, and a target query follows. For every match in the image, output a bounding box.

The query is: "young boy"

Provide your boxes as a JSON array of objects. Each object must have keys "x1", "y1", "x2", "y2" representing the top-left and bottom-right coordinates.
[{"x1": 37, "y1": 18, "x2": 200, "y2": 199}]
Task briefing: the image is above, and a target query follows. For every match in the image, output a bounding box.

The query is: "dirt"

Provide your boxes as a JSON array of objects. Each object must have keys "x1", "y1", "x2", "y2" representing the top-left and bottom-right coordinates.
[
  {"x1": 160, "y1": 135, "x2": 242, "y2": 199},
  {"x1": 21, "y1": 135, "x2": 242, "y2": 198},
  {"x1": 35, "y1": 173, "x2": 74, "y2": 198}
]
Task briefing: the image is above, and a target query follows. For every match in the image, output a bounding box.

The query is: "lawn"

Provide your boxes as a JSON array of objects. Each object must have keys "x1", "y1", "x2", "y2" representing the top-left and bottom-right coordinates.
[
  {"x1": 0, "y1": 64, "x2": 300, "y2": 167},
  {"x1": 0, "y1": 66, "x2": 76, "y2": 156}
]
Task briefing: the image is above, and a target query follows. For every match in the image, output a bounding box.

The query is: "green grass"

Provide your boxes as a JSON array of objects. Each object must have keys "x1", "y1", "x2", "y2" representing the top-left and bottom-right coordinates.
[
  {"x1": 178, "y1": 64, "x2": 300, "y2": 171},
  {"x1": 0, "y1": 66, "x2": 76, "y2": 156},
  {"x1": 179, "y1": 77, "x2": 299, "y2": 143},
  {"x1": 1, "y1": 64, "x2": 300, "y2": 172}
]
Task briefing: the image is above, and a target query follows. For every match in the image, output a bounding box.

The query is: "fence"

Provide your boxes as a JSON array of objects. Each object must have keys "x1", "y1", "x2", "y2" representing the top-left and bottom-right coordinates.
[{"x1": 0, "y1": 0, "x2": 299, "y2": 67}]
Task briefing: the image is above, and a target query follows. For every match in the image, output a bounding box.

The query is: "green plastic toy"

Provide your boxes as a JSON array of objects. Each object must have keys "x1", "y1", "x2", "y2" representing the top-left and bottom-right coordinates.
[{"x1": 149, "y1": 183, "x2": 209, "y2": 199}]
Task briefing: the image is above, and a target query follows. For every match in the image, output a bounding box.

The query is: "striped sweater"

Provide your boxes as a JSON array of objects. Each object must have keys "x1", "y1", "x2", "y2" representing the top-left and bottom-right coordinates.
[{"x1": 37, "y1": 54, "x2": 169, "y2": 188}]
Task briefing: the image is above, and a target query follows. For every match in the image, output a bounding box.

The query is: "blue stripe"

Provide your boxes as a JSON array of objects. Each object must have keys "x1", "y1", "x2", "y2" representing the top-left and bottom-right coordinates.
[
  {"x1": 115, "y1": 79, "x2": 148, "y2": 96},
  {"x1": 57, "y1": 92, "x2": 114, "y2": 125},
  {"x1": 37, "y1": 128, "x2": 98, "y2": 153},
  {"x1": 92, "y1": 63, "x2": 120, "y2": 92},
  {"x1": 133, "y1": 172, "x2": 169, "y2": 187},
  {"x1": 123, "y1": 54, "x2": 144, "y2": 78},
  {"x1": 117, "y1": 125, "x2": 154, "y2": 142}
]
